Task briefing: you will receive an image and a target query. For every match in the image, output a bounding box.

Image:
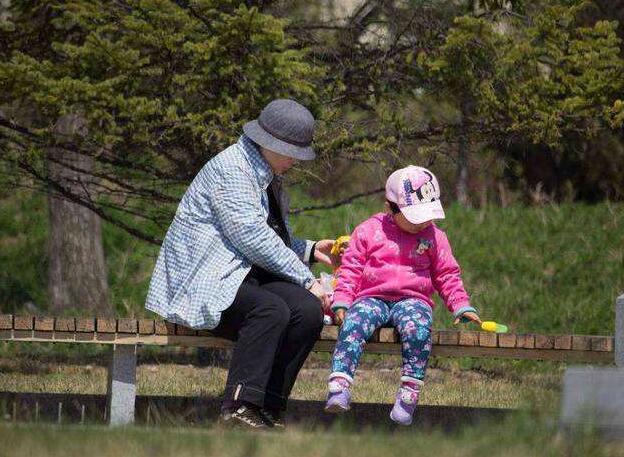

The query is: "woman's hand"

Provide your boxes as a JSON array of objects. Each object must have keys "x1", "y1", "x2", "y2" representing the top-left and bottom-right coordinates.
[
  {"x1": 313, "y1": 239, "x2": 346, "y2": 268},
  {"x1": 453, "y1": 311, "x2": 481, "y2": 326},
  {"x1": 308, "y1": 279, "x2": 331, "y2": 311},
  {"x1": 334, "y1": 309, "x2": 345, "y2": 326}
]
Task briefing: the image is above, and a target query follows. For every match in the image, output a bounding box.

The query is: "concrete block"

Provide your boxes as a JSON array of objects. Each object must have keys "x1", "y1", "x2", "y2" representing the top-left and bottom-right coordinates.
[
  {"x1": 106, "y1": 344, "x2": 137, "y2": 426},
  {"x1": 616, "y1": 294, "x2": 624, "y2": 368},
  {"x1": 561, "y1": 367, "x2": 624, "y2": 439}
]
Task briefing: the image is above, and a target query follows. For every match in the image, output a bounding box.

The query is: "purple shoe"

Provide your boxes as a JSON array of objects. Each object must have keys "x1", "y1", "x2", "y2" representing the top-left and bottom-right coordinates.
[
  {"x1": 390, "y1": 383, "x2": 421, "y2": 425},
  {"x1": 324, "y1": 377, "x2": 351, "y2": 413}
]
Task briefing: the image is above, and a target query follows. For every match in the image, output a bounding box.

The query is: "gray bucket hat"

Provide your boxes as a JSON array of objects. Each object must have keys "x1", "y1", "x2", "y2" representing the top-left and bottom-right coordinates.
[{"x1": 243, "y1": 99, "x2": 315, "y2": 160}]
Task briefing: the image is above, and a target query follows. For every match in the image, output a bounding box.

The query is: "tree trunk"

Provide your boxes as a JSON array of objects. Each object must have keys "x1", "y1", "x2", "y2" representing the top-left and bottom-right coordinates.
[{"x1": 47, "y1": 114, "x2": 110, "y2": 316}]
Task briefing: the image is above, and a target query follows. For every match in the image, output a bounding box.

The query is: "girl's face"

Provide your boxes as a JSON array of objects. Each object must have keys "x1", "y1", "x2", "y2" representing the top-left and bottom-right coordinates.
[
  {"x1": 260, "y1": 147, "x2": 298, "y2": 175},
  {"x1": 385, "y1": 202, "x2": 432, "y2": 234}
]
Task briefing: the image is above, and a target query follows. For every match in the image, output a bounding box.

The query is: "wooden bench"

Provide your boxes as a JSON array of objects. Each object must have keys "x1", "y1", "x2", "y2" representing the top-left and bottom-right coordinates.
[{"x1": 0, "y1": 313, "x2": 618, "y2": 426}]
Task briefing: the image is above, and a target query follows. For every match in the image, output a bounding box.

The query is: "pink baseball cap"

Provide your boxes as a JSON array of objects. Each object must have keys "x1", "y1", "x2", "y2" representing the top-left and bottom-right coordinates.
[{"x1": 385, "y1": 166, "x2": 445, "y2": 224}]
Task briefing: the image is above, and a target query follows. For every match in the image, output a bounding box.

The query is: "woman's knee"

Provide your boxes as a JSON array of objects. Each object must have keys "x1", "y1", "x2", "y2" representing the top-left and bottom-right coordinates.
[
  {"x1": 263, "y1": 281, "x2": 323, "y2": 331},
  {"x1": 257, "y1": 297, "x2": 291, "y2": 328},
  {"x1": 305, "y1": 299, "x2": 324, "y2": 332},
  {"x1": 293, "y1": 292, "x2": 323, "y2": 334}
]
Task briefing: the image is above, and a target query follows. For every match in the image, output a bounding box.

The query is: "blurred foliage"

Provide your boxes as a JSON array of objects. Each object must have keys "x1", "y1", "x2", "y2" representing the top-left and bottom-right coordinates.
[
  {"x1": 1, "y1": 0, "x2": 624, "y2": 243},
  {"x1": 0, "y1": 0, "x2": 324, "y2": 243},
  {"x1": 282, "y1": 0, "x2": 624, "y2": 204}
]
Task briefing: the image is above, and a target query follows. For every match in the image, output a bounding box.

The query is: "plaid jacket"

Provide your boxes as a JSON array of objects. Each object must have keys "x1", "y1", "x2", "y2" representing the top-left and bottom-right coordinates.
[{"x1": 145, "y1": 135, "x2": 315, "y2": 329}]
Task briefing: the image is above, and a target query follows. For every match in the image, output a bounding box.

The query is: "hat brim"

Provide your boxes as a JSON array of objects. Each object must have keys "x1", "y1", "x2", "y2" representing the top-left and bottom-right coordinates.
[
  {"x1": 243, "y1": 120, "x2": 315, "y2": 161},
  {"x1": 400, "y1": 201, "x2": 445, "y2": 224}
]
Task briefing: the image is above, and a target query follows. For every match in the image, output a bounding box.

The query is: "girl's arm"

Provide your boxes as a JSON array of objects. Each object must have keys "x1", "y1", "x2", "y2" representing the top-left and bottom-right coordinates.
[
  {"x1": 332, "y1": 224, "x2": 368, "y2": 311},
  {"x1": 430, "y1": 228, "x2": 477, "y2": 319}
]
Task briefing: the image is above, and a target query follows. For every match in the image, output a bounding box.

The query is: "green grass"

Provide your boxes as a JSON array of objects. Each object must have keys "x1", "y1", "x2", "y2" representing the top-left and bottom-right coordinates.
[
  {"x1": 0, "y1": 356, "x2": 561, "y2": 410},
  {"x1": 1, "y1": 189, "x2": 623, "y2": 335},
  {"x1": 1, "y1": 412, "x2": 622, "y2": 457},
  {"x1": 0, "y1": 190, "x2": 48, "y2": 312},
  {"x1": 0, "y1": 351, "x2": 618, "y2": 456},
  {"x1": 290, "y1": 196, "x2": 624, "y2": 334}
]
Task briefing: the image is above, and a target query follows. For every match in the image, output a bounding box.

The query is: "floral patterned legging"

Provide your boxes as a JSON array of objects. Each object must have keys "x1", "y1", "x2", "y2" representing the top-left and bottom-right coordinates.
[{"x1": 331, "y1": 297, "x2": 433, "y2": 381}]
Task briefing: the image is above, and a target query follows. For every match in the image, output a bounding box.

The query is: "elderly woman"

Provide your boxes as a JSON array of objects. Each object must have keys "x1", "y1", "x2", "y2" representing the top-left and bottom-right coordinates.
[{"x1": 146, "y1": 99, "x2": 337, "y2": 428}]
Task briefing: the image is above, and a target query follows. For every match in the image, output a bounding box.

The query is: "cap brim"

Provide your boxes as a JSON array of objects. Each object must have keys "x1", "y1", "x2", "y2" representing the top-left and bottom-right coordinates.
[
  {"x1": 243, "y1": 120, "x2": 315, "y2": 161},
  {"x1": 400, "y1": 201, "x2": 445, "y2": 224}
]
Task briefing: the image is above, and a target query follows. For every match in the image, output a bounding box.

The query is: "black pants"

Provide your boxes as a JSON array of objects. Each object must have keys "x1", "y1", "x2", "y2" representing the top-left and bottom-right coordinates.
[{"x1": 211, "y1": 272, "x2": 324, "y2": 411}]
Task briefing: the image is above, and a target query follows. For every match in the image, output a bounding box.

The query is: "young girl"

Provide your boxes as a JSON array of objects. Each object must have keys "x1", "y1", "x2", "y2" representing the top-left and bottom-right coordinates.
[{"x1": 325, "y1": 165, "x2": 480, "y2": 425}]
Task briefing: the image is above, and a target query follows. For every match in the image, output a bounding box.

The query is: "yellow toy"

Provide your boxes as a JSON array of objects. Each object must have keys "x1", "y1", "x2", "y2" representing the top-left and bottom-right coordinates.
[
  {"x1": 331, "y1": 235, "x2": 351, "y2": 256},
  {"x1": 480, "y1": 321, "x2": 509, "y2": 333}
]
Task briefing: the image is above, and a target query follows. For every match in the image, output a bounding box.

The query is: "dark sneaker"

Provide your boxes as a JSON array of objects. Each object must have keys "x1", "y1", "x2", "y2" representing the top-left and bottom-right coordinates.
[
  {"x1": 260, "y1": 408, "x2": 285, "y2": 428},
  {"x1": 220, "y1": 404, "x2": 268, "y2": 429}
]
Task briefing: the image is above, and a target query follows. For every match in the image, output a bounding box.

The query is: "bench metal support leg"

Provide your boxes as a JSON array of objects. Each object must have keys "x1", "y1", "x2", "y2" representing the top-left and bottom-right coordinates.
[{"x1": 107, "y1": 344, "x2": 137, "y2": 426}]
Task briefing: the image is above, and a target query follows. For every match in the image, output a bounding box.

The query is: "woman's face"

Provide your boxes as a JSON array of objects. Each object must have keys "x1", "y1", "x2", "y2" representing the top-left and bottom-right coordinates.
[{"x1": 260, "y1": 148, "x2": 298, "y2": 175}]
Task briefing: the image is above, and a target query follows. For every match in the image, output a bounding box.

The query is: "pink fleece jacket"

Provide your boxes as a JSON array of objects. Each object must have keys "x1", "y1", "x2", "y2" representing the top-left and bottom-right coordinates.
[{"x1": 332, "y1": 213, "x2": 473, "y2": 317}]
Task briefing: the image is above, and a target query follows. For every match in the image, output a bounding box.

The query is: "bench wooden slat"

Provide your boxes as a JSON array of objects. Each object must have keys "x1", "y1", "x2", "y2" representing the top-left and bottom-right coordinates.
[
  {"x1": 498, "y1": 333, "x2": 517, "y2": 348},
  {"x1": 379, "y1": 328, "x2": 397, "y2": 343},
  {"x1": 517, "y1": 334, "x2": 536, "y2": 349},
  {"x1": 55, "y1": 318, "x2": 75, "y2": 332},
  {"x1": 438, "y1": 330, "x2": 459, "y2": 345},
  {"x1": 97, "y1": 318, "x2": 116, "y2": 333},
  {"x1": 32, "y1": 318, "x2": 54, "y2": 336},
  {"x1": 0, "y1": 315, "x2": 13, "y2": 330},
  {"x1": 14, "y1": 315, "x2": 34, "y2": 330},
  {"x1": 76, "y1": 318, "x2": 95, "y2": 333},
  {"x1": 117, "y1": 319, "x2": 138, "y2": 334},
  {"x1": 76, "y1": 332, "x2": 95, "y2": 341},
  {"x1": 479, "y1": 332, "x2": 498, "y2": 347},
  {"x1": 0, "y1": 315, "x2": 614, "y2": 364},
  {"x1": 572, "y1": 335, "x2": 592, "y2": 351},
  {"x1": 138, "y1": 319, "x2": 155, "y2": 335},
  {"x1": 154, "y1": 321, "x2": 175, "y2": 335},
  {"x1": 34, "y1": 316, "x2": 54, "y2": 332},
  {"x1": 175, "y1": 324, "x2": 197, "y2": 336},
  {"x1": 591, "y1": 336, "x2": 614, "y2": 352},
  {"x1": 76, "y1": 317, "x2": 95, "y2": 341},
  {"x1": 431, "y1": 345, "x2": 614, "y2": 363},
  {"x1": 458, "y1": 331, "x2": 479, "y2": 346},
  {"x1": 320, "y1": 326, "x2": 339, "y2": 341},
  {"x1": 33, "y1": 330, "x2": 55, "y2": 340},
  {"x1": 554, "y1": 335, "x2": 572, "y2": 350},
  {"x1": 13, "y1": 315, "x2": 34, "y2": 338},
  {"x1": 535, "y1": 334, "x2": 554, "y2": 349}
]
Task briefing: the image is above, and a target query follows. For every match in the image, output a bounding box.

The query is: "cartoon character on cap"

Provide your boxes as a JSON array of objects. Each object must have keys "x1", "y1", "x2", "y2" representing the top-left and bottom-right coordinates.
[{"x1": 385, "y1": 166, "x2": 445, "y2": 229}]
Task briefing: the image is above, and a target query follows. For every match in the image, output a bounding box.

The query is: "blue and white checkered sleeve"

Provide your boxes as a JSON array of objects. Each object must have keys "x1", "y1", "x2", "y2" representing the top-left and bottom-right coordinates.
[
  {"x1": 209, "y1": 167, "x2": 315, "y2": 288},
  {"x1": 285, "y1": 218, "x2": 314, "y2": 263}
]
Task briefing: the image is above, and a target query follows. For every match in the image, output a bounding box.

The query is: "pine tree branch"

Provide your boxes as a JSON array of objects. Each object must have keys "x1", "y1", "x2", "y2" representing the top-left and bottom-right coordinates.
[{"x1": 290, "y1": 187, "x2": 385, "y2": 215}]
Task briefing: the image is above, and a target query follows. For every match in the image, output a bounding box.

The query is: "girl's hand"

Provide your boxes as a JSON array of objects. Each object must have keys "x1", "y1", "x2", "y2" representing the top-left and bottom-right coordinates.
[
  {"x1": 314, "y1": 239, "x2": 345, "y2": 268},
  {"x1": 453, "y1": 311, "x2": 481, "y2": 326},
  {"x1": 334, "y1": 309, "x2": 346, "y2": 326}
]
